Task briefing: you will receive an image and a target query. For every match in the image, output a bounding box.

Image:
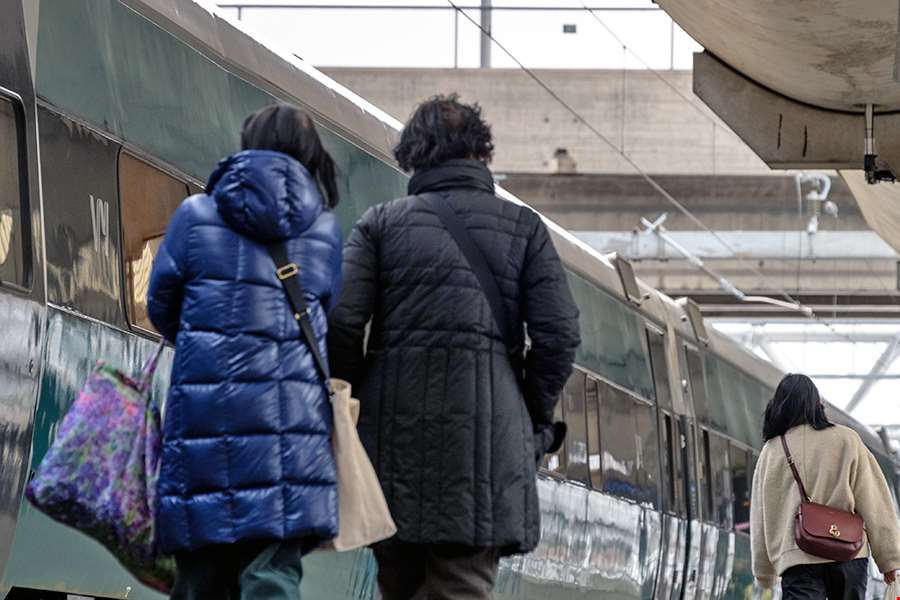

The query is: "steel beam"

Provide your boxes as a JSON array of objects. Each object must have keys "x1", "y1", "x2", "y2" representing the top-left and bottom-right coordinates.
[
  {"x1": 480, "y1": 0, "x2": 491, "y2": 68},
  {"x1": 757, "y1": 341, "x2": 790, "y2": 372},
  {"x1": 845, "y1": 334, "x2": 900, "y2": 413}
]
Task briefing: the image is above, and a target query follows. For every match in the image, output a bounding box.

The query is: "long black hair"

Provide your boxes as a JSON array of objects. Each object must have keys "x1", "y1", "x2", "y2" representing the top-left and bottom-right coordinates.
[
  {"x1": 240, "y1": 104, "x2": 339, "y2": 208},
  {"x1": 762, "y1": 373, "x2": 833, "y2": 441},
  {"x1": 393, "y1": 94, "x2": 494, "y2": 172}
]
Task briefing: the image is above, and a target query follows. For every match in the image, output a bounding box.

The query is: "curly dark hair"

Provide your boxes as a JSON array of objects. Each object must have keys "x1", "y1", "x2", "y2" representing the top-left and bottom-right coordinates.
[{"x1": 393, "y1": 94, "x2": 494, "y2": 172}]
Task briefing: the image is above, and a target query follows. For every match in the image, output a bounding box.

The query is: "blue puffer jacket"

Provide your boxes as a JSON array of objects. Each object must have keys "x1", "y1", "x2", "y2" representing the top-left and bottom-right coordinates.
[{"x1": 147, "y1": 149, "x2": 341, "y2": 554}]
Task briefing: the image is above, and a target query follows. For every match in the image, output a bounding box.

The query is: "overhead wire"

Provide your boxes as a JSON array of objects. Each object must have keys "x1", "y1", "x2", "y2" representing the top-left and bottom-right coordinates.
[{"x1": 446, "y1": 0, "x2": 855, "y2": 342}]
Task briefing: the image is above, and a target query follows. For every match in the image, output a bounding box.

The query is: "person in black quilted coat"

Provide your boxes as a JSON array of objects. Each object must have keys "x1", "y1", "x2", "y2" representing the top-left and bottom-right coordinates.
[{"x1": 327, "y1": 95, "x2": 580, "y2": 599}]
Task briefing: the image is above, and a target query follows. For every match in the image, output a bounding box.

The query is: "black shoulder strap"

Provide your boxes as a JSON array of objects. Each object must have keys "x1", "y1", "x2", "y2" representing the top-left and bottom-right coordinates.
[
  {"x1": 266, "y1": 243, "x2": 330, "y2": 387},
  {"x1": 780, "y1": 435, "x2": 811, "y2": 502},
  {"x1": 422, "y1": 192, "x2": 519, "y2": 354}
]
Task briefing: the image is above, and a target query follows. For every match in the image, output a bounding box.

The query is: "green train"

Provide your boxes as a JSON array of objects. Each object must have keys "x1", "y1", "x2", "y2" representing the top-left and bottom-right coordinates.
[{"x1": 0, "y1": 0, "x2": 896, "y2": 598}]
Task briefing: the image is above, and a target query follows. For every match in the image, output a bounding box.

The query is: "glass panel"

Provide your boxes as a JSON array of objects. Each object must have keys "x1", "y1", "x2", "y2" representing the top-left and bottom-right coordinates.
[
  {"x1": 731, "y1": 445, "x2": 750, "y2": 533},
  {"x1": 682, "y1": 420, "x2": 700, "y2": 518},
  {"x1": 647, "y1": 329, "x2": 671, "y2": 410},
  {"x1": 700, "y1": 428, "x2": 713, "y2": 521},
  {"x1": 597, "y1": 380, "x2": 659, "y2": 506},
  {"x1": 710, "y1": 433, "x2": 732, "y2": 528},
  {"x1": 563, "y1": 371, "x2": 589, "y2": 485},
  {"x1": 686, "y1": 347, "x2": 708, "y2": 422},
  {"x1": 0, "y1": 98, "x2": 25, "y2": 286},
  {"x1": 635, "y1": 400, "x2": 660, "y2": 507},
  {"x1": 567, "y1": 270, "x2": 654, "y2": 400},
  {"x1": 119, "y1": 153, "x2": 188, "y2": 332},
  {"x1": 586, "y1": 377, "x2": 602, "y2": 489},
  {"x1": 703, "y1": 353, "x2": 772, "y2": 450},
  {"x1": 671, "y1": 416, "x2": 687, "y2": 516},
  {"x1": 662, "y1": 413, "x2": 678, "y2": 512}
]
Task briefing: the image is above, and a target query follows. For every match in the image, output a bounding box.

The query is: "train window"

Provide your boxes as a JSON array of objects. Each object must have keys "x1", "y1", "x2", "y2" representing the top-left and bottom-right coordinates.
[
  {"x1": 703, "y1": 353, "x2": 770, "y2": 449},
  {"x1": 542, "y1": 395, "x2": 567, "y2": 475},
  {"x1": 646, "y1": 328, "x2": 672, "y2": 410},
  {"x1": 731, "y1": 445, "x2": 750, "y2": 533},
  {"x1": 700, "y1": 429, "x2": 714, "y2": 521},
  {"x1": 635, "y1": 402, "x2": 661, "y2": 506},
  {"x1": 682, "y1": 421, "x2": 700, "y2": 517},
  {"x1": 563, "y1": 371, "x2": 590, "y2": 485},
  {"x1": 662, "y1": 413, "x2": 678, "y2": 512},
  {"x1": 566, "y1": 271, "x2": 655, "y2": 400},
  {"x1": 709, "y1": 433, "x2": 733, "y2": 528},
  {"x1": 685, "y1": 347, "x2": 709, "y2": 422},
  {"x1": 597, "y1": 380, "x2": 660, "y2": 506},
  {"x1": 119, "y1": 153, "x2": 189, "y2": 332},
  {"x1": 0, "y1": 96, "x2": 28, "y2": 288},
  {"x1": 585, "y1": 377, "x2": 602, "y2": 488}
]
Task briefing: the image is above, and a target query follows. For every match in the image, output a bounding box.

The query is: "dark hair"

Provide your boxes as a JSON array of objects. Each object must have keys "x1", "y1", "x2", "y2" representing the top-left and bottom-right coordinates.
[
  {"x1": 241, "y1": 104, "x2": 339, "y2": 208},
  {"x1": 762, "y1": 373, "x2": 833, "y2": 441},
  {"x1": 393, "y1": 94, "x2": 494, "y2": 172}
]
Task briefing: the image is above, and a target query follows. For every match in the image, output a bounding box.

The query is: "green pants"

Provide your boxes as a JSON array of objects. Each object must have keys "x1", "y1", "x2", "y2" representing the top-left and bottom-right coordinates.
[{"x1": 171, "y1": 539, "x2": 312, "y2": 600}]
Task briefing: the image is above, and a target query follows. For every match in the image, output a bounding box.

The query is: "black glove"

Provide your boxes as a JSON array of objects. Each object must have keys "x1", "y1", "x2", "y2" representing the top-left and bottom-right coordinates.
[{"x1": 533, "y1": 421, "x2": 567, "y2": 465}]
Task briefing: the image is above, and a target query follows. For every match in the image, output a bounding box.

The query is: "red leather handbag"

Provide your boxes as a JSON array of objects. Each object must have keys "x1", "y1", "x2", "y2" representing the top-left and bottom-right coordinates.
[{"x1": 781, "y1": 436, "x2": 865, "y2": 562}]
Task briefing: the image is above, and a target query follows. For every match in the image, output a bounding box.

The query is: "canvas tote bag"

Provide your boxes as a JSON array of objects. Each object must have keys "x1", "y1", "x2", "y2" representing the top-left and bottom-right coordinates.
[
  {"x1": 320, "y1": 377, "x2": 396, "y2": 551},
  {"x1": 267, "y1": 244, "x2": 396, "y2": 552}
]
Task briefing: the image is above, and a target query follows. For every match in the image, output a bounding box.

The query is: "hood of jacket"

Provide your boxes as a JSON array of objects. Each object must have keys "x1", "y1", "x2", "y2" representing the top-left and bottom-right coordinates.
[{"x1": 207, "y1": 149, "x2": 324, "y2": 242}]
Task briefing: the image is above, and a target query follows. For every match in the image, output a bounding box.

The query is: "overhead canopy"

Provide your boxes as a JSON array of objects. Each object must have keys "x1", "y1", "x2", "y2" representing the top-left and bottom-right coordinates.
[{"x1": 656, "y1": 0, "x2": 900, "y2": 112}]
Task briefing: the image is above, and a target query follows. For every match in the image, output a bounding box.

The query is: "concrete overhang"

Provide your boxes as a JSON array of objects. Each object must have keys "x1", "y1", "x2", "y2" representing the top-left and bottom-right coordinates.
[
  {"x1": 691, "y1": 52, "x2": 900, "y2": 173},
  {"x1": 656, "y1": 0, "x2": 900, "y2": 113}
]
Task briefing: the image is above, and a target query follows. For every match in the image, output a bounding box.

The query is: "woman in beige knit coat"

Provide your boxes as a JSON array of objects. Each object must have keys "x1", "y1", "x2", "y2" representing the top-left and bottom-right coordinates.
[{"x1": 751, "y1": 373, "x2": 900, "y2": 599}]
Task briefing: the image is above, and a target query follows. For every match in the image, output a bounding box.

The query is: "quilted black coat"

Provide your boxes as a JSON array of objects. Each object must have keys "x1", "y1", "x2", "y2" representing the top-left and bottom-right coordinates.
[{"x1": 327, "y1": 160, "x2": 580, "y2": 555}]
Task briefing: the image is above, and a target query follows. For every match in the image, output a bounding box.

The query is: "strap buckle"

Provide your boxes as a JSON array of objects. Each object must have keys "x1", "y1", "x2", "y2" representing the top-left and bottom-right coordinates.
[{"x1": 276, "y1": 263, "x2": 299, "y2": 280}]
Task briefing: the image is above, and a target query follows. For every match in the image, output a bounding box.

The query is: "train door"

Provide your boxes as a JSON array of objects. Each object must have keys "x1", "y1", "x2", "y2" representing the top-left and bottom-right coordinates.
[
  {"x1": 647, "y1": 326, "x2": 688, "y2": 600},
  {"x1": 678, "y1": 415, "x2": 703, "y2": 600},
  {"x1": 677, "y1": 343, "x2": 707, "y2": 600},
  {"x1": 0, "y1": 0, "x2": 46, "y2": 584}
]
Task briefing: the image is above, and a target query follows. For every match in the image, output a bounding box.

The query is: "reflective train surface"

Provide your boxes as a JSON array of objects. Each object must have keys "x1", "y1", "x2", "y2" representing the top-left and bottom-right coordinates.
[{"x1": 0, "y1": 1, "x2": 897, "y2": 598}]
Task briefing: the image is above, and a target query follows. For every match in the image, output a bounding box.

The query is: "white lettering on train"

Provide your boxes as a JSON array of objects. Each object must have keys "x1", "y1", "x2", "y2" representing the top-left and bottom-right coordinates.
[{"x1": 89, "y1": 194, "x2": 109, "y2": 257}]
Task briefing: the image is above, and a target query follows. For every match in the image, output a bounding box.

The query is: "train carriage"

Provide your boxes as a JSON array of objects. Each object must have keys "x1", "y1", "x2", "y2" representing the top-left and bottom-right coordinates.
[{"x1": 0, "y1": 0, "x2": 896, "y2": 599}]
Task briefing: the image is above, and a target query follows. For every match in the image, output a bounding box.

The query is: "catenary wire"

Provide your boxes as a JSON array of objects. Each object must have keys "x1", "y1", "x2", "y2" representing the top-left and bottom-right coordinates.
[{"x1": 447, "y1": 0, "x2": 855, "y2": 341}]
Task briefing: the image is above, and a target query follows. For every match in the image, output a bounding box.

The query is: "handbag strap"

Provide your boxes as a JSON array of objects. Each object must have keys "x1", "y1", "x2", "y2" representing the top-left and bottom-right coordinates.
[
  {"x1": 780, "y1": 435, "x2": 811, "y2": 503},
  {"x1": 266, "y1": 243, "x2": 330, "y2": 389},
  {"x1": 421, "y1": 192, "x2": 521, "y2": 356},
  {"x1": 138, "y1": 339, "x2": 166, "y2": 393}
]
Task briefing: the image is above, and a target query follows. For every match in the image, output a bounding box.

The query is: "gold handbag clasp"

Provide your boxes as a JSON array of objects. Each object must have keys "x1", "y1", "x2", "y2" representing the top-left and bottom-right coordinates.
[
  {"x1": 829, "y1": 524, "x2": 841, "y2": 538},
  {"x1": 276, "y1": 263, "x2": 299, "y2": 280}
]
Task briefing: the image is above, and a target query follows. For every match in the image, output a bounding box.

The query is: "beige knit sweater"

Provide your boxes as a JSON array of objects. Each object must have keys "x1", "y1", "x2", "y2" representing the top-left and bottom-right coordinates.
[{"x1": 750, "y1": 424, "x2": 900, "y2": 588}]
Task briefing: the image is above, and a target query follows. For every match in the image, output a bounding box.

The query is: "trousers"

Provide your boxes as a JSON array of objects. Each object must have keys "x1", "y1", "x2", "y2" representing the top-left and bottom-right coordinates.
[
  {"x1": 170, "y1": 538, "x2": 313, "y2": 600},
  {"x1": 373, "y1": 539, "x2": 501, "y2": 600},
  {"x1": 781, "y1": 558, "x2": 869, "y2": 600}
]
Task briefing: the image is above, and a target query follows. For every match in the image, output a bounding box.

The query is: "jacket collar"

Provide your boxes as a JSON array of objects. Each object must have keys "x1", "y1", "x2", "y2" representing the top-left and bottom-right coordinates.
[{"x1": 407, "y1": 159, "x2": 495, "y2": 196}]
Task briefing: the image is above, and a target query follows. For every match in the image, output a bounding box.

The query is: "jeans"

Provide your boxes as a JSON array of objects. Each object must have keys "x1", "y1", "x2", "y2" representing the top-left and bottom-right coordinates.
[
  {"x1": 781, "y1": 558, "x2": 869, "y2": 600},
  {"x1": 170, "y1": 538, "x2": 314, "y2": 600},
  {"x1": 374, "y1": 539, "x2": 501, "y2": 600}
]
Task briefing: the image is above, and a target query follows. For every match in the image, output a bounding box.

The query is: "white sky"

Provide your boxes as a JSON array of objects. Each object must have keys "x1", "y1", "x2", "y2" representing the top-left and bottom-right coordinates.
[{"x1": 215, "y1": 0, "x2": 702, "y2": 69}]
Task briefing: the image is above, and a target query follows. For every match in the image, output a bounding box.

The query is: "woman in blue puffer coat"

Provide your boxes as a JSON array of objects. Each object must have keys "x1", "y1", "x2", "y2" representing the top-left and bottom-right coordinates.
[{"x1": 147, "y1": 104, "x2": 342, "y2": 599}]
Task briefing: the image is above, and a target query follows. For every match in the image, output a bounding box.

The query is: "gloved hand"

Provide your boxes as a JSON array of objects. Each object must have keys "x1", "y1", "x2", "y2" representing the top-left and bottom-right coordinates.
[{"x1": 533, "y1": 421, "x2": 567, "y2": 465}]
